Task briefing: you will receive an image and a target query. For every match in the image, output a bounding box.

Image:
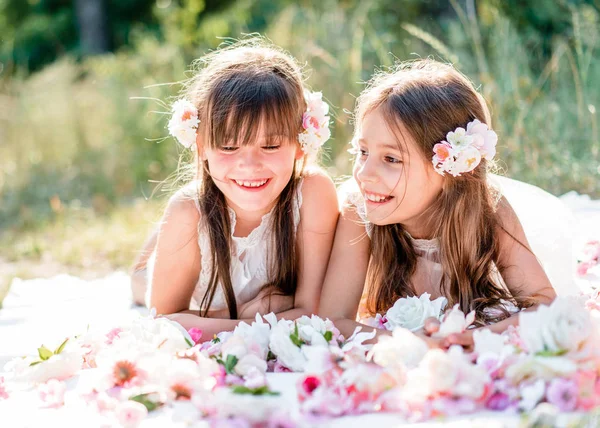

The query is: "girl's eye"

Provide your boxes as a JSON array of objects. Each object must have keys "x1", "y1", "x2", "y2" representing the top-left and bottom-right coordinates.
[
  {"x1": 221, "y1": 146, "x2": 239, "y2": 152},
  {"x1": 262, "y1": 145, "x2": 280, "y2": 151},
  {"x1": 357, "y1": 149, "x2": 368, "y2": 157},
  {"x1": 385, "y1": 156, "x2": 402, "y2": 164}
]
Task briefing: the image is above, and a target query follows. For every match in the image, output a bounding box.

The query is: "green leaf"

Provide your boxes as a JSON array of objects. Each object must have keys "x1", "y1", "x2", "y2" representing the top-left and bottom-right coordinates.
[
  {"x1": 29, "y1": 360, "x2": 42, "y2": 367},
  {"x1": 231, "y1": 385, "x2": 280, "y2": 396},
  {"x1": 37, "y1": 345, "x2": 53, "y2": 361},
  {"x1": 267, "y1": 350, "x2": 276, "y2": 361},
  {"x1": 212, "y1": 336, "x2": 221, "y2": 344},
  {"x1": 224, "y1": 354, "x2": 238, "y2": 374},
  {"x1": 323, "y1": 331, "x2": 333, "y2": 342},
  {"x1": 184, "y1": 338, "x2": 193, "y2": 348},
  {"x1": 536, "y1": 348, "x2": 568, "y2": 357},
  {"x1": 54, "y1": 338, "x2": 69, "y2": 355},
  {"x1": 289, "y1": 322, "x2": 304, "y2": 348},
  {"x1": 130, "y1": 393, "x2": 163, "y2": 412}
]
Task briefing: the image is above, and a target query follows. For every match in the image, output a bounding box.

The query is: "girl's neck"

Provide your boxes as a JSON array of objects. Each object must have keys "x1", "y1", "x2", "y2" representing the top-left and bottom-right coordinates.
[
  {"x1": 226, "y1": 199, "x2": 276, "y2": 238},
  {"x1": 401, "y1": 217, "x2": 436, "y2": 240}
]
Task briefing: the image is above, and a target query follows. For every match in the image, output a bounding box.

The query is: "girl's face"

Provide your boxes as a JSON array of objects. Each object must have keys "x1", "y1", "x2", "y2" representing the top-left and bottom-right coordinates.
[
  {"x1": 202, "y1": 124, "x2": 302, "y2": 217},
  {"x1": 353, "y1": 108, "x2": 444, "y2": 237}
]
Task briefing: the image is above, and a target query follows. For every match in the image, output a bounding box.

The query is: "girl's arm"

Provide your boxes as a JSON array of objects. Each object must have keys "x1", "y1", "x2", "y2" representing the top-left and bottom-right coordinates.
[
  {"x1": 149, "y1": 191, "x2": 202, "y2": 315},
  {"x1": 130, "y1": 228, "x2": 159, "y2": 306},
  {"x1": 274, "y1": 170, "x2": 339, "y2": 320},
  {"x1": 162, "y1": 171, "x2": 339, "y2": 336},
  {"x1": 445, "y1": 197, "x2": 558, "y2": 350},
  {"x1": 496, "y1": 196, "x2": 557, "y2": 308},
  {"x1": 318, "y1": 194, "x2": 382, "y2": 339}
]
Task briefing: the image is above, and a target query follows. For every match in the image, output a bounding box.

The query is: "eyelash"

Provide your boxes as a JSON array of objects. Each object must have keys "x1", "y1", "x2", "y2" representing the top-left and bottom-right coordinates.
[
  {"x1": 220, "y1": 145, "x2": 281, "y2": 152},
  {"x1": 357, "y1": 149, "x2": 402, "y2": 164}
]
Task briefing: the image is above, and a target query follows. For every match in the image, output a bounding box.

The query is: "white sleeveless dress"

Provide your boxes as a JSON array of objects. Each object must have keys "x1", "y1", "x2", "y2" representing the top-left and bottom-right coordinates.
[
  {"x1": 147, "y1": 180, "x2": 303, "y2": 312},
  {"x1": 342, "y1": 174, "x2": 578, "y2": 320}
]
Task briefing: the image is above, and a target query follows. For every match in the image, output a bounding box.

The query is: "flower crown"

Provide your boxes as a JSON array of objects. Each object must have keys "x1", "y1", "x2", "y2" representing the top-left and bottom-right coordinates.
[
  {"x1": 167, "y1": 90, "x2": 331, "y2": 153},
  {"x1": 298, "y1": 90, "x2": 331, "y2": 156},
  {"x1": 432, "y1": 119, "x2": 497, "y2": 177}
]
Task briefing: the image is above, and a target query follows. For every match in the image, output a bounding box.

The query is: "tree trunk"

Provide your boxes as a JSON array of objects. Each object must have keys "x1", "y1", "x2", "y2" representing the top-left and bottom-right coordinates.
[{"x1": 74, "y1": 0, "x2": 110, "y2": 55}]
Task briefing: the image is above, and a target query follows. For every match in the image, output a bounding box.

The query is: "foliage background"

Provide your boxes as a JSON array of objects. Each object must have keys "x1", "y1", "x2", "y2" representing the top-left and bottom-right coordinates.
[{"x1": 0, "y1": 0, "x2": 598, "y2": 289}]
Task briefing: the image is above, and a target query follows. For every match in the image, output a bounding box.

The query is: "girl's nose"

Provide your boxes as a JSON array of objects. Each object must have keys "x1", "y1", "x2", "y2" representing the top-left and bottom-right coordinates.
[
  {"x1": 238, "y1": 146, "x2": 262, "y2": 170},
  {"x1": 355, "y1": 158, "x2": 378, "y2": 184}
]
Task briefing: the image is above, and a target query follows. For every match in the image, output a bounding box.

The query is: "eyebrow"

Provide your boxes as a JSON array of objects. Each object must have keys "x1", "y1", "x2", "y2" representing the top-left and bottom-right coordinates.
[{"x1": 358, "y1": 138, "x2": 406, "y2": 153}]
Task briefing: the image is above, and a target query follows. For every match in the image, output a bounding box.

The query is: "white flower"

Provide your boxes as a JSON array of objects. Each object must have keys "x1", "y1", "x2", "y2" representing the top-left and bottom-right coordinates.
[
  {"x1": 433, "y1": 119, "x2": 497, "y2": 177},
  {"x1": 518, "y1": 379, "x2": 546, "y2": 412},
  {"x1": 384, "y1": 293, "x2": 447, "y2": 332},
  {"x1": 298, "y1": 90, "x2": 330, "y2": 156},
  {"x1": 268, "y1": 319, "x2": 307, "y2": 372},
  {"x1": 519, "y1": 297, "x2": 593, "y2": 356},
  {"x1": 5, "y1": 339, "x2": 84, "y2": 385},
  {"x1": 506, "y1": 355, "x2": 577, "y2": 383},
  {"x1": 433, "y1": 304, "x2": 475, "y2": 338},
  {"x1": 473, "y1": 328, "x2": 507, "y2": 356},
  {"x1": 368, "y1": 327, "x2": 428, "y2": 372},
  {"x1": 168, "y1": 99, "x2": 199, "y2": 149}
]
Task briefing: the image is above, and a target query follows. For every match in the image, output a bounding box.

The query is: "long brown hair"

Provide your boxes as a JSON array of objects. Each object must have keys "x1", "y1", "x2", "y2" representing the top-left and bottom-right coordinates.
[
  {"x1": 356, "y1": 60, "x2": 531, "y2": 325},
  {"x1": 183, "y1": 40, "x2": 307, "y2": 319}
]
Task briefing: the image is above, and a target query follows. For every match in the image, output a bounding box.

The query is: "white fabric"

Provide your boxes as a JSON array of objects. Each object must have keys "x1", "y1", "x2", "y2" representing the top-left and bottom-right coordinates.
[
  {"x1": 191, "y1": 180, "x2": 303, "y2": 311},
  {"x1": 344, "y1": 174, "x2": 579, "y2": 298}
]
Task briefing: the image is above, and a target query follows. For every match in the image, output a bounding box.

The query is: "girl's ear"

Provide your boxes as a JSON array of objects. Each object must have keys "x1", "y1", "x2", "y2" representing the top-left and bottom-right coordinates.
[{"x1": 295, "y1": 145, "x2": 305, "y2": 160}]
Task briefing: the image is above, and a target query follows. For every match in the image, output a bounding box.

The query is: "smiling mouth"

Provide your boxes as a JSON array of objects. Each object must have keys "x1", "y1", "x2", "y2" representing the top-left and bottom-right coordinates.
[
  {"x1": 364, "y1": 191, "x2": 394, "y2": 204},
  {"x1": 232, "y1": 178, "x2": 270, "y2": 189}
]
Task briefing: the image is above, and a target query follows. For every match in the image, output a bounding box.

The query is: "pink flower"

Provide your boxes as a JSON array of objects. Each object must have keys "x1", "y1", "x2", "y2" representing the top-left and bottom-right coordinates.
[
  {"x1": 0, "y1": 377, "x2": 9, "y2": 400},
  {"x1": 273, "y1": 361, "x2": 293, "y2": 373},
  {"x1": 300, "y1": 375, "x2": 321, "y2": 397},
  {"x1": 38, "y1": 379, "x2": 66, "y2": 408},
  {"x1": 187, "y1": 328, "x2": 203, "y2": 344},
  {"x1": 433, "y1": 142, "x2": 452, "y2": 162},
  {"x1": 115, "y1": 400, "x2": 148, "y2": 427},
  {"x1": 302, "y1": 113, "x2": 321, "y2": 131},
  {"x1": 486, "y1": 391, "x2": 511, "y2": 411},
  {"x1": 105, "y1": 328, "x2": 122, "y2": 345},
  {"x1": 546, "y1": 378, "x2": 578, "y2": 412},
  {"x1": 578, "y1": 261, "x2": 594, "y2": 276}
]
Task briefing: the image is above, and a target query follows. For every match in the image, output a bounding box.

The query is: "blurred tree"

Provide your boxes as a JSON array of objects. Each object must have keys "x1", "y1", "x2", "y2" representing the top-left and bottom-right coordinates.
[{"x1": 74, "y1": 0, "x2": 110, "y2": 55}]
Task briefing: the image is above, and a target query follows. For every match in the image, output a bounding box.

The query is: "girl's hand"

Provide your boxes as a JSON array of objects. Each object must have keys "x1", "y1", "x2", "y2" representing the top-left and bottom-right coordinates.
[
  {"x1": 444, "y1": 330, "x2": 474, "y2": 352},
  {"x1": 164, "y1": 313, "x2": 202, "y2": 331},
  {"x1": 238, "y1": 289, "x2": 294, "y2": 319}
]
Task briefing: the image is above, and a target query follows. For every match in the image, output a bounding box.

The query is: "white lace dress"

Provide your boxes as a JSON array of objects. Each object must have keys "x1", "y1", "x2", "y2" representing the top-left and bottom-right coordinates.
[
  {"x1": 189, "y1": 180, "x2": 303, "y2": 311},
  {"x1": 343, "y1": 174, "x2": 576, "y2": 321}
]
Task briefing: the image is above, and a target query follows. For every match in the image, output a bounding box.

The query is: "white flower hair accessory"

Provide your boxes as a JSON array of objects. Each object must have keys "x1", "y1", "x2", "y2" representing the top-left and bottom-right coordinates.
[
  {"x1": 298, "y1": 90, "x2": 331, "y2": 156},
  {"x1": 432, "y1": 119, "x2": 497, "y2": 177},
  {"x1": 167, "y1": 99, "x2": 199, "y2": 149}
]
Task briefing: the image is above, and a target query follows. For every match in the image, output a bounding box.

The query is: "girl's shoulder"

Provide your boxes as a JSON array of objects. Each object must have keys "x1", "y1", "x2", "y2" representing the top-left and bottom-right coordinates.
[
  {"x1": 163, "y1": 181, "x2": 202, "y2": 224},
  {"x1": 298, "y1": 167, "x2": 339, "y2": 230}
]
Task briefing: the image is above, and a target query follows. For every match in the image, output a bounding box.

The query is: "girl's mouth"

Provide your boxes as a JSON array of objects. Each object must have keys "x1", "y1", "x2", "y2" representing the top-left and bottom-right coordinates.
[
  {"x1": 232, "y1": 178, "x2": 271, "y2": 191},
  {"x1": 364, "y1": 191, "x2": 394, "y2": 204}
]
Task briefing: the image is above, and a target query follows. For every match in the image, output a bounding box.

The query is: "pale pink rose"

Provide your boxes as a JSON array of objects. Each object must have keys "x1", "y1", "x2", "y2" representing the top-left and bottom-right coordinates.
[
  {"x1": 95, "y1": 392, "x2": 119, "y2": 412},
  {"x1": 546, "y1": 378, "x2": 578, "y2": 412},
  {"x1": 433, "y1": 142, "x2": 453, "y2": 162},
  {"x1": 0, "y1": 377, "x2": 9, "y2": 400},
  {"x1": 187, "y1": 328, "x2": 203, "y2": 344},
  {"x1": 115, "y1": 400, "x2": 148, "y2": 427},
  {"x1": 302, "y1": 113, "x2": 320, "y2": 131},
  {"x1": 578, "y1": 261, "x2": 594, "y2": 276},
  {"x1": 466, "y1": 119, "x2": 497, "y2": 160},
  {"x1": 105, "y1": 328, "x2": 122, "y2": 345},
  {"x1": 38, "y1": 379, "x2": 66, "y2": 408}
]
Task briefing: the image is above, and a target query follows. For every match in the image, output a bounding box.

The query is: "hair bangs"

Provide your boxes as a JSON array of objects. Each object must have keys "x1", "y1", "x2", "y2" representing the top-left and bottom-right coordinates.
[{"x1": 205, "y1": 73, "x2": 303, "y2": 149}]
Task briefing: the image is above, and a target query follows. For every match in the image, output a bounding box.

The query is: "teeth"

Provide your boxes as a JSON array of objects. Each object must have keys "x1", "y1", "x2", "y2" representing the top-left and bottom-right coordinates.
[
  {"x1": 365, "y1": 192, "x2": 390, "y2": 202},
  {"x1": 234, "y1": 179, "x2": 268, "y2": 188}
]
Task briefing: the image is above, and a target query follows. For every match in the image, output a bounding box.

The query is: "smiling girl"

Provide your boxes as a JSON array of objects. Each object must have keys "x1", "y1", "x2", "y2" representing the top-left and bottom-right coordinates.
[
  {"x1": 319, "y1": 60, "x2": 556, "y2": 348},
  {"x1": 147, "y1": 40, "x2": 338, "y2": 337}
]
